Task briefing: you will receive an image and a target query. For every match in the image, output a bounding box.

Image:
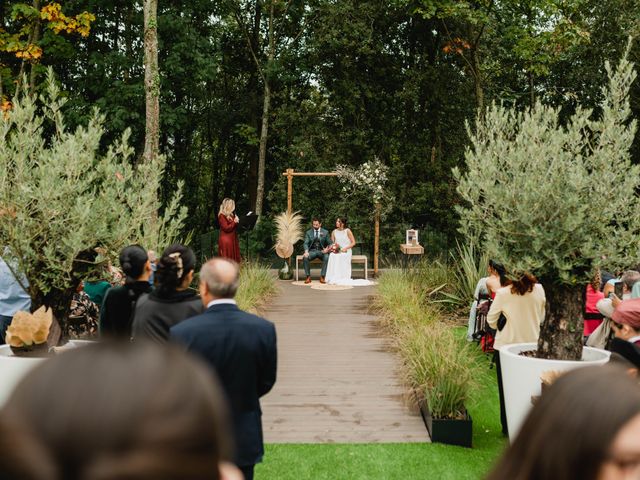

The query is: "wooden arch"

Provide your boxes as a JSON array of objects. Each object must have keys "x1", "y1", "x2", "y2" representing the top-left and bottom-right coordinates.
[{"x1": 282, "y1": 168, "x2": 380, "y2": 275}]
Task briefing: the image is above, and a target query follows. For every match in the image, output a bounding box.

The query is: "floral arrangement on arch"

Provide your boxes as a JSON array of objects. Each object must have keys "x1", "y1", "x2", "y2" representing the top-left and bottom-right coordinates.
[{"x1": 335, "y1": 158, "x2": 391, "y2": 210}]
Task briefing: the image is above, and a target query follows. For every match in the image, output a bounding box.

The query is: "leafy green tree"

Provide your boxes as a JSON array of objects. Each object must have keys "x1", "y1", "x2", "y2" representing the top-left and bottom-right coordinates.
[
  {"x1": 0, "y1": 72, "x2": 186, "y2": 343},
  {"x1": 455, "y1": 49, "x2": 638, "y2": 360}
]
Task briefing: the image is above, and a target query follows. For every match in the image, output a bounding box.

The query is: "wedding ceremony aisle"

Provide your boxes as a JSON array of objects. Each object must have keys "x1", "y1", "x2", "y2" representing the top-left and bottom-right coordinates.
[{"x1": 261, "y1": 281, "x2": 427, "y2": 443}]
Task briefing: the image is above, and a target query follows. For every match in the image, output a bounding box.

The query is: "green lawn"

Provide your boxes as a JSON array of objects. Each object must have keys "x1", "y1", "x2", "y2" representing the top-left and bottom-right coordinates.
[{"x1": 256, "y1": 350, "x2": 506, "y2": 479}]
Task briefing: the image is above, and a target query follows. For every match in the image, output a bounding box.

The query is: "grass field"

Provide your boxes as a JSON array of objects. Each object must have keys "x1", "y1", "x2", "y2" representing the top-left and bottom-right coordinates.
[{"x1": 255, "y1": 345, "x2": 506, "y2": 480}]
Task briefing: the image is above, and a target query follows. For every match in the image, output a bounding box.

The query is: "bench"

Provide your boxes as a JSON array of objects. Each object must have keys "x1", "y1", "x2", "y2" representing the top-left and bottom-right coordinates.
[{"x1": 295, "y1": 255, "x2": 368, "y2": 281}]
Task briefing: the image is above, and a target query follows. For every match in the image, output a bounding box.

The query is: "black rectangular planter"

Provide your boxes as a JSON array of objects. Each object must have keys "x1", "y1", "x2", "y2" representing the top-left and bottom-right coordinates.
[{"x1": 419, "y1": 401, "x2": 473, "y2": 448}]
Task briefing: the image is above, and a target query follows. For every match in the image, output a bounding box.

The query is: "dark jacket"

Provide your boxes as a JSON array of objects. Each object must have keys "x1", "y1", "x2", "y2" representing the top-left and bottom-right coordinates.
[
  {"x1": 99, "y1": 281, "x2": 153, "y2": 340},
  {"x1": 170, "y1": 303, "x2": 277, "y2": 467},
  {"x1": 132, "y1": 290, "x2": 203, "y2": 344}
]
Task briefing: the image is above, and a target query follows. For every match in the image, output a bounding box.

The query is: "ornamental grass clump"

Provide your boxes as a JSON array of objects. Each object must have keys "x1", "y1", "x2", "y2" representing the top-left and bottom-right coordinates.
[
  {"x1": 455, "y1": 46, "x2": 639, "y2": 360},
  {"x1": 236, "y1": 262, "x2": 279, "y2": 313},
  {"x1": 377, "y1": 269, "x2": 480, "y2": 420},
  {"x1": 399, "y1": 322, "x2": 479, "y2": 419},
  {"x1": 0, "y1": 71, "x2": 187, "y2": 345}
]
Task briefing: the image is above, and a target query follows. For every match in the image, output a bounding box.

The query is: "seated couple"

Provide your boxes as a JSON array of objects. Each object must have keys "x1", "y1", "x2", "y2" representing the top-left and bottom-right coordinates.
[{"x1": 302, "y1": 216, "x2": 372, "y2": 286}]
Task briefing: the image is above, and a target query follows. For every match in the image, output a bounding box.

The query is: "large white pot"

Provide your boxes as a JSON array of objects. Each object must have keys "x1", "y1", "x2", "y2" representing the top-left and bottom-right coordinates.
[
  {"x1": 500, "y1": 342, "x2": 610, "y2": 440},
  {"x1": 0, "y1": 341, "x2": 92, "y2": 408}
]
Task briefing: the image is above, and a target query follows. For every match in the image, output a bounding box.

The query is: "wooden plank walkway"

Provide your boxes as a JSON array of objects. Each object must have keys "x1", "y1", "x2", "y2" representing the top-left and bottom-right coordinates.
[{"x1": 261, "y1": 281, "x2": 428, "y2": 443}]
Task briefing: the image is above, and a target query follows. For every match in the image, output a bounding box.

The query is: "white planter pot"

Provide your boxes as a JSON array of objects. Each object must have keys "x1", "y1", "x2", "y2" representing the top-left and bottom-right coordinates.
[
  {"x1": 500, "y1": 342, "x2": 610, "y2": 440},
  {"x1": 0, "y1": 340, "x2": 92, "y2": 408}
]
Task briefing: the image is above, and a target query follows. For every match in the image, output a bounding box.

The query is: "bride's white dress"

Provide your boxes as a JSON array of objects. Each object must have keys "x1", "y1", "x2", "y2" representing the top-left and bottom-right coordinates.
[{"x1": 325, "y1": 229, "x2": 373, "y2": 286}]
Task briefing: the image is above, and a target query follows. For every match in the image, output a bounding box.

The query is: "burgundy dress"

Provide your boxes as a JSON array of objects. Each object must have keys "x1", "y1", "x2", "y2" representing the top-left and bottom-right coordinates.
[{"x1": 218, "y1": 213, "x2": 241, "y2": 262}]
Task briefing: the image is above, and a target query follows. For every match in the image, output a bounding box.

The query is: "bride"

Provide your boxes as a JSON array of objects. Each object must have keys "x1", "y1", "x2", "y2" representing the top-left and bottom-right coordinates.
[{"x1": 324, "y1": 217, "x2": 373, "y2": 286}]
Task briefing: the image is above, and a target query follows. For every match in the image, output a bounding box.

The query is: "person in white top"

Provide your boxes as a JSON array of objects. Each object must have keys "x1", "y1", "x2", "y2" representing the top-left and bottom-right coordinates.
[
  {"x1": 324, "y1": 217, "x2": 372, "y2": 286},
  {"x1": 486, "y1": 272, "x2": 546, "y2": 437}
]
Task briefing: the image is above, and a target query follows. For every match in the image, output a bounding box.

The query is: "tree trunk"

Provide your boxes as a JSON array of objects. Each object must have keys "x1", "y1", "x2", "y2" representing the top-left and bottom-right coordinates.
[
  {"x1": 254, "y1": 1, "x2": 275, "y2": 218},
  {"x1": 536, "y1": 282, "x2": 584, "y2": 360},
  {"x1": 143, "y1": 0, "x2": 159, "y2": 164},
  {"x1": 471, "y1": 44, "x2": 484, "y2": 114},
  {"x1": 29, "y1": 0, "x2": 41, "y2": 94}
]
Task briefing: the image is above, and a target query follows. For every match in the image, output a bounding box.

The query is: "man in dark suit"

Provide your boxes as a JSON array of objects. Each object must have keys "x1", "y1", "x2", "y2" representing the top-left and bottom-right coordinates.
[
  {"x1": 302, "y1": 217, "x2": 332, "y2": 284},
  {"x1": 170, "y1": 258, "x2": 277, "y2": 480}
]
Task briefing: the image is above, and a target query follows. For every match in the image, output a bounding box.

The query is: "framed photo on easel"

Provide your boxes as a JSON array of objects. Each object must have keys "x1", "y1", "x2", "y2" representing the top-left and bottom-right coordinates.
[{"x1": 406, "y1": 229, "x2": 419, "y2": 246}]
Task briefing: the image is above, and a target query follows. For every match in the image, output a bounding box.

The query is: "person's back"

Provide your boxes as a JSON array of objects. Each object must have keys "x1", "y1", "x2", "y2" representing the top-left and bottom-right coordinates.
[
  {"x1": 132, "y1": 244, "x2": 203, "y2": 344},
  {"x1": 171, "y1": 257, "x2": 277, "y2": 480}
]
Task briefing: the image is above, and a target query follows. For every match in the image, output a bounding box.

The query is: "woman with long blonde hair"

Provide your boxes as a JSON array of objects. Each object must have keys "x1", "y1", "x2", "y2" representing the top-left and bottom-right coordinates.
[{"x1": 217, "y1": 198, "x2": 241, "y2": 262}]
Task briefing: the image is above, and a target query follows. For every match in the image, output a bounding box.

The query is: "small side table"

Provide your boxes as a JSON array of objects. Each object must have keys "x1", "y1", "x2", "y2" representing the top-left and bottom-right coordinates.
[{"x1": 400, "y1": 244, "x2": 424, "y2": 269}]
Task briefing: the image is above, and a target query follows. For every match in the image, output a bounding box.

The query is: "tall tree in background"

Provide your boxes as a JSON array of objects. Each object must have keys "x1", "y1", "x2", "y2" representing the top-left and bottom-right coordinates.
[
  {"x1": 143, "y1": 0, "x2": 159, "y2": 163},
  {"x1": 229, "y1": 0, "x2": 311, "y2": 217}
]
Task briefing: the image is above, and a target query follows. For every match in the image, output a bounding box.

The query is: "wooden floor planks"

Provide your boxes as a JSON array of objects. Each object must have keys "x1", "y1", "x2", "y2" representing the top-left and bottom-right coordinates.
[{"x1": 261, "y1": 280, "x2": 428, "y2": 443}]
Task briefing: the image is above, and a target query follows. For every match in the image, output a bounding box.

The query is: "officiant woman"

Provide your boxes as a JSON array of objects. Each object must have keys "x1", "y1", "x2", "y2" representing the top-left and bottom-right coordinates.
[{"x1": 218, "y1": 198, "x2": 241, "y2": 263}]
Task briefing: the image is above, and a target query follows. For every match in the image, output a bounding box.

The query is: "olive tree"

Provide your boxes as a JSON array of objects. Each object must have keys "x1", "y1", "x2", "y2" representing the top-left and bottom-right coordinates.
[
  {"x1": 454, "y1": 47, "x2": 639, "y2": 360},
  {"x1": 0, "y1": 71, "x2": 187, "y2": 343}
]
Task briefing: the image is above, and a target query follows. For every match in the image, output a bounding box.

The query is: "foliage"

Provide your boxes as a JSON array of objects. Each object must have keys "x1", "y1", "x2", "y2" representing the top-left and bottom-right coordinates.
[
  {"x1": 236, "y1": 262, "x2": 279, "y2": 313},
  {"x1": 455, "y1": 49, "x2": 639, "y2": 285},
  {"x1": 376, "y1": 268, "x2": 481, "y2": 419},
  {"x1": 0, "y1": 70, "x2": 186, "y2": 337},
  {"x1": 0, "y1": 2, "x2": 95, "y2": 95},
  {"x1": 336, "y1": 158, "x2": 391, "y2": 206},
  {"x1": 447, "y1": 240, "x2": 490, "y2": 307}
]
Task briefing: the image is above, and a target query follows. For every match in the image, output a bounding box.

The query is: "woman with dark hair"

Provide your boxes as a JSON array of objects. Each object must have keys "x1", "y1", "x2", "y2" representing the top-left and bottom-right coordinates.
[
  {"x1": 99, "y1": 245, "x2": 153, "y2": 340},
  {"x1": 486, "y1": 259, "x2": 509, "y2": 297},
  {"x1": 324, "y1": 216, "x2": 372, "y2": 286},
  {"x1": 132, "y1": 244, "x2": 203, "y2": 343},
  {"x1": 0, "y1": 342, "x2": 242, "y2": 480},
  {"x1": 487, "y1": 365, "x2": 640, "y2": 480},
  {"x1": 487, "y1": 272, "x2": 546, "y2": 437}
]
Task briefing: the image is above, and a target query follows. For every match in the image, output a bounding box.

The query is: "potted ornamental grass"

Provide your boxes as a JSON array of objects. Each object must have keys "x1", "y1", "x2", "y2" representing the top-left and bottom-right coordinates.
[
  {"x1": 273, "y1": 211, "x2": 304, "y2": 280},
  {"x1": 0, "y1": 71, "x2": 186, "y2": 351},
  {"x1": 454, "y1": 48, "x2": 637, "y2": 437},
  {"x1": 402, "y1": 321, "x2": 478, "y2": 447}
]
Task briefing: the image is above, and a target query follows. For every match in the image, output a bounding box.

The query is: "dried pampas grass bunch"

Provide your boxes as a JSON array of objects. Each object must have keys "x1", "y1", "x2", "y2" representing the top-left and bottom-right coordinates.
[{"x1": 274, "y1": 211, "x2": 304, "y2": 259}]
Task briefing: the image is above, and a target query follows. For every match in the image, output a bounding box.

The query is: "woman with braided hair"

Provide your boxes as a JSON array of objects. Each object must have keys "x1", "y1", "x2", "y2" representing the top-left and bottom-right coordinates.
[{"x1": 132, "y1": 244, "x2": 204, "y2": 343}]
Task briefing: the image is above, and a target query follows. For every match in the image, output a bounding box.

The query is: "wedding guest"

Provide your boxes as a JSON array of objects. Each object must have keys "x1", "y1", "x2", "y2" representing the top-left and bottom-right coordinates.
[
  {"x1": 0, "y1": 251, "x2": 31, "y2": 345},
  {"x1": 486, "y1": 365, "x2": 640, "y2": 480},
  {"x1": 486, "y1": 259, "x2": 509, "y2": 298},
  {"x1": 466, "y1": 276, "x2": 489, "y2": 341},
  {"x1": 584, "y1": 269, "x2": 605, "y2": 340},
  {"x1": 132, "y1": 244, "x2": 203, "y2": 344},
  {"x1": 611, "y1": 298, "x2": 640, "y2": 346},
  {"x1": 487, "y1": 272, "x2": 546, "y2": 437},
  {"x1": 597, "y1": 270, "x2": 640, "y2": 318},
  {"x1": 218, "y1": 198, "x2": 241, "y2": 263},
  {"x1": 100, "y1": 245, "x2": 153, "y2": 340},
  {"x1": 171, "y1": 258, "x2": 277, "y2": 480},
  {"x1": 0, "y1": 342, "x2": 242, "y2": 480},
  {"x1": 68, "y1": 282, "x2": 99, "y2": 339}
]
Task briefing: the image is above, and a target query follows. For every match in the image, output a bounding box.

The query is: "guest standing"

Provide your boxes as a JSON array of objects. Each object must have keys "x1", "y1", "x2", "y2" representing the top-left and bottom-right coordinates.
[
  {"x1": 99, "y1": 245, "x2": 152, "y2": 340},
  {"x1": 0, "y1": 252, "x2": 31, "y2": 345},
  {"x1": 171, "y1": 258, "x2": 277, "y2": 480},
  {"x1": 487, "y1": 272, "x2": 546, "y2": 437},
  {"x1": 218, "y1": 198, "x2": 241, "y2": 263},
  {"x1": 132, "y1": 244, "x2": 203, "y2": 344}
]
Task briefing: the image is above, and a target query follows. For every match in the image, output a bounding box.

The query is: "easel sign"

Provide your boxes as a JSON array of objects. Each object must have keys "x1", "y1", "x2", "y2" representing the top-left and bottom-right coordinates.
[{"x1": 406, "y1": 229, "x2": 419, "y2": 246}]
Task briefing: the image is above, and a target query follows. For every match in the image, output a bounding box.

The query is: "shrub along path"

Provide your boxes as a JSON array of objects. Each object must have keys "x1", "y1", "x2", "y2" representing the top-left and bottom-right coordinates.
[{"x1": 261, "y1": 280, "x2": 427, "y2": 443}]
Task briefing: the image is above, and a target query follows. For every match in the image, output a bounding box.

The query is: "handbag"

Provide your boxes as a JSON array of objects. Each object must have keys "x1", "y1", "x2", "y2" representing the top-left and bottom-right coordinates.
[
  {"x1": 497, "y1": 313, "x2": 507, "y2": 331},
  {"x1": 586, "y1": 318, "x2": 612, "y2": 349}
]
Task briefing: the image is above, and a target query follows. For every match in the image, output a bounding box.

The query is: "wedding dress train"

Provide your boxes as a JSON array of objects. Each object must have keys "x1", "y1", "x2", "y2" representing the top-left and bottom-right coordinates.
[{"x1": 325, "y1": 229, "x2": 373, "y2": 286}]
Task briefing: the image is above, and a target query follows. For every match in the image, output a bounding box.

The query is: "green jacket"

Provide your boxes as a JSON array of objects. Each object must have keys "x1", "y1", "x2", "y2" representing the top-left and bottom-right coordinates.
[{"x1": 303, "y1": 227, "x2": 332, "y2": 252}]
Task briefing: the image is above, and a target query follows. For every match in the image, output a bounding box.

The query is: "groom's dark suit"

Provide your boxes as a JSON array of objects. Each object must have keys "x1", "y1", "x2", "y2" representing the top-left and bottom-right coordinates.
[
  {"x1": 170, "y1": 302, "x2": 277, "y2": 475},
  {"x1": 303, "y1": 227, "x2": 332, "y2": 278}
]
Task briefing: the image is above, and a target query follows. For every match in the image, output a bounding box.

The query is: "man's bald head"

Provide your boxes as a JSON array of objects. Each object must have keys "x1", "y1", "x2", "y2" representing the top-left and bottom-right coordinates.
[{"x1": 200, "y1": 258, "x2": 240, "y2": 299}]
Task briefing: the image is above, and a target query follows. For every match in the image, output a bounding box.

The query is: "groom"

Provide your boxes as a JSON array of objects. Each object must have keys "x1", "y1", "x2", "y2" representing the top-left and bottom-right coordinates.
[{"x1": 303, "y1": 217, "x2": 332, "y2": 284}]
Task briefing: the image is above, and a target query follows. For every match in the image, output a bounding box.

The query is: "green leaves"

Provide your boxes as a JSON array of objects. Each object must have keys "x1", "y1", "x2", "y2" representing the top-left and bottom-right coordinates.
[
  {"x1": 0, "y1": 69, "x2": 187, "y2": 308},
  {"x1": 456, "y1": 45, "x2": 639, "y2": 285}
]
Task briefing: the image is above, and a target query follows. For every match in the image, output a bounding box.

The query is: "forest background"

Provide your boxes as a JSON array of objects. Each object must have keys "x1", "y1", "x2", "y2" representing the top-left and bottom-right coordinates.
[{"x1": 2, "y1": 0, "x2": 639, "y2": 261}]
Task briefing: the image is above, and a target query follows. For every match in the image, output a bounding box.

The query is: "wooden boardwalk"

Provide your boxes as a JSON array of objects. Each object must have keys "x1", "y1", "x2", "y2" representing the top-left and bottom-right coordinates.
[{"x1": 261, "y1": 280, "x2": 428, "y2": 443}]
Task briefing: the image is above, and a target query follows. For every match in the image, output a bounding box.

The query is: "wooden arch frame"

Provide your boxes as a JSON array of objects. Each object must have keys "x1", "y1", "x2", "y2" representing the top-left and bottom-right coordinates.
[{"x1": 282, "y1": 168, "x2": 380, "y2": 275}]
